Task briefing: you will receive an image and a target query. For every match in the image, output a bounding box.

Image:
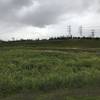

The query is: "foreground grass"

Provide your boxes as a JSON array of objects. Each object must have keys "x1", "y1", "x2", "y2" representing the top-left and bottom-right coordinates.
[
  {"x1": 0, "y1": 47, "x2": 100, "y2": 96},
  {"x1": 0, "y1": 40, "x2": 100, "y2": 99}
]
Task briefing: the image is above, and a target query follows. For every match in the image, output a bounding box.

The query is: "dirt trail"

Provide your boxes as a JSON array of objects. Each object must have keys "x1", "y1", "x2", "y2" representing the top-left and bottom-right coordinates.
[
  {"x1": 1, "y1": 88, "x2": 100, "y2": 100},
  {"x1": 32, "y1": 48, "x2": 100, "y2": 54},
  {"x1": 32, "y1": 49, "x2": 70, "y2": 54}
]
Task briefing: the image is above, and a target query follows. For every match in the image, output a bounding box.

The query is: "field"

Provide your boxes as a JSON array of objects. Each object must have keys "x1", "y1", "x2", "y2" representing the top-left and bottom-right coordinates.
[{"x1": 0, "y1": 39, "x2": 100, "y2": 100}]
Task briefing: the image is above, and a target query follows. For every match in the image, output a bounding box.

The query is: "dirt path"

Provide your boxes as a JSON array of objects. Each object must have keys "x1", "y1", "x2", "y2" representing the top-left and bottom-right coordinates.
[
  {"x1": 32, "y1": 49, "x2": 70, "y2": 54},
  {"x1": 1, "y1": 88, "x2": 100, "y2": 100},
  {"x1": 32, "y1": 48, "x2": 100, "y2": 54}
]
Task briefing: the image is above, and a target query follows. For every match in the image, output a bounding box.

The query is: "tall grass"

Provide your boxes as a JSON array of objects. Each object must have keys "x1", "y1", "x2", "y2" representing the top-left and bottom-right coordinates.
[{"x1": 0, "y1": 47, "x2": 100, "y2": 96}]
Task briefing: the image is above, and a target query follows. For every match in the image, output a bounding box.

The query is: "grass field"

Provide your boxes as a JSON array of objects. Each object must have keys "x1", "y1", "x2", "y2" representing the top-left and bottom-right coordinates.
[{"x1": 0, "y1": 39, "x2": 100, "y2": 100}]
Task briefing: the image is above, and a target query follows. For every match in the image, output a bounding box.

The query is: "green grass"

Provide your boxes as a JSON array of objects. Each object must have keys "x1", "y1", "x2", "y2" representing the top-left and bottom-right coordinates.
[
  {"x1": 1, "y1": 39, "x2": 100, "y2": 48},
  {"x1": 0, "y1": 40, "x2": 100, "y2": 99}
]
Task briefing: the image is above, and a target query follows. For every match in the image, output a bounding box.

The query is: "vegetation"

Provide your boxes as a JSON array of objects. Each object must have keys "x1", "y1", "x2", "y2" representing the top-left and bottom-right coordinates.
[
  {"x1": 0, "y1": 39, "x2": 100, "y2": 99},
  {"x1": 1, "y1": 38, "x2": 100, "y2": 48}
]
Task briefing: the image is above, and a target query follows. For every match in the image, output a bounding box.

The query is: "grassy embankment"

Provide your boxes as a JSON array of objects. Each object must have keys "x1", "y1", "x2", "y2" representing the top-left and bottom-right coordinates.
[{"x1": 0, "y1": 39, "x2": 100, "y2": 100}]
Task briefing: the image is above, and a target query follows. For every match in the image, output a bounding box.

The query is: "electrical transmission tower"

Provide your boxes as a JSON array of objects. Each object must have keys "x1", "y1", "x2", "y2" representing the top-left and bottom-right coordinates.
[
  {"x1": 67, "y1": 25, "x2": 72, "y2": 37},
  {"x1": 91, "y1": 29, "x2": 95, "y2": 38},
  {"x1": 79, "y1": 26, "x2": 83, "y2": 37}
]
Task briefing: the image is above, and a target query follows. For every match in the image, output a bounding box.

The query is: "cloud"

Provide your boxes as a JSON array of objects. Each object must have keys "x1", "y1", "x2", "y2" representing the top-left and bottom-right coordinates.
[
  {"x1": 15, "y1": 0, "x2": 98, "y2": 27},
  {"x1": 0, "y1": 0, "x2": 98, "y2": 27}
]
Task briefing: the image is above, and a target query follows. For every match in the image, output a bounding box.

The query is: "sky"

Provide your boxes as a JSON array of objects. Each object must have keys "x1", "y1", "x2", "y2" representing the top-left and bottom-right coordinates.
[{"x1": 0, "y1": 0, "x2": 100, "y2": 40}]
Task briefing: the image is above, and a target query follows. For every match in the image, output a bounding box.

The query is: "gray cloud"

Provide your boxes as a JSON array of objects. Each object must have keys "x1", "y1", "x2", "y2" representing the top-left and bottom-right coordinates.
[
  {"x1": 0, "y1": 0, "x2": 99, "y2": 28},
  {"x1": 0, "y1": 0, "x2": 32, "y2": 23},
  {"x1": 18, "y1": 0, "x2": 97, "y2": 27}
]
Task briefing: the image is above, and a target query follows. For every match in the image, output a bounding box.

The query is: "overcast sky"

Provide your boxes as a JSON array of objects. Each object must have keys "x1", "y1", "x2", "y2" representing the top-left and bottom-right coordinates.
[{"x1": 0, "y1": 0, "x2": 100, "y2": 40}]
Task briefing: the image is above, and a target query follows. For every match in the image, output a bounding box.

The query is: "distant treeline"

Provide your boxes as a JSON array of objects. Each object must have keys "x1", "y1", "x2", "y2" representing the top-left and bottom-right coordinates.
[
  {"x1": 49, "y1": 36, "x2": 100, "y2": 40},
  {"x1": 0, "y1": 36, "x2": 100, "y2": 43}
]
